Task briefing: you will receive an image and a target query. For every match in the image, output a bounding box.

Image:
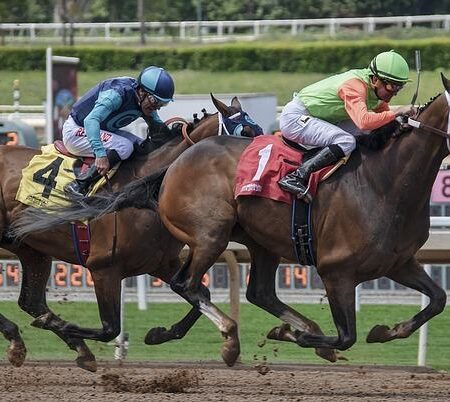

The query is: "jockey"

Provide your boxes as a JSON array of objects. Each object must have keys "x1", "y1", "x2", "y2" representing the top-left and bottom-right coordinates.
[
  {"x1": 278, "y1": 50, "x2": 414, "y2": 199},
  {"x1": 63, "y1": 66, "x2": 180, "y2": 197}
]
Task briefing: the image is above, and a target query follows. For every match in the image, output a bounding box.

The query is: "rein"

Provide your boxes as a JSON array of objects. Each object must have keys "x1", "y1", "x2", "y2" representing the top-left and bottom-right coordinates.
[
  {"x1": 407, "y1": 91, "x2": 450, "y2": 140},
  {"x1": 164, "y1": 117, "x2": 194, "y2": 146},
  {"x1": 407, "y1": 118, "x2": 450, "y2": 139}
]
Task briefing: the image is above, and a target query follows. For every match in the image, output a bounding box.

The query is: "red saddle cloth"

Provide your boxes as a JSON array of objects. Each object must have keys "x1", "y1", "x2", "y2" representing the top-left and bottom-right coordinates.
[{"x1": 234, "y1": 135, "x2": 332, "y2": 204}]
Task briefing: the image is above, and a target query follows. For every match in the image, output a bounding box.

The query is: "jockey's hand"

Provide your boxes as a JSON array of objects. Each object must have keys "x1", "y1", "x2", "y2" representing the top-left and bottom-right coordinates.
[
  {"x1": 394, "y1": 105, "x2": 417, "y2": 117},
  {"x1": 95, "y1": 156, "x2": 110, "y2": 176}
]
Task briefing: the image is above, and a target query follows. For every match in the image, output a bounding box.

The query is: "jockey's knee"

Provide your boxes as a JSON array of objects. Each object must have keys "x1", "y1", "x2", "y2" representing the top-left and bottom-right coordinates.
[
  {"x1": 113, "y1": 142, "x2": 134, "y2": 160},
  {"x1": 336, "y1": 136, "x2": 356, "y2": 156}
]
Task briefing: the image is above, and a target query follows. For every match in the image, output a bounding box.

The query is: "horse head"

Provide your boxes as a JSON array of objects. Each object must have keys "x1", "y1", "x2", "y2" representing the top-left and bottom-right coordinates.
[
  {"x1": 441, "y1": 72, "x2": 450, "y2": 92},
  {"x1": 210, "y1": 93, "x2": 264, "y2": 138}
]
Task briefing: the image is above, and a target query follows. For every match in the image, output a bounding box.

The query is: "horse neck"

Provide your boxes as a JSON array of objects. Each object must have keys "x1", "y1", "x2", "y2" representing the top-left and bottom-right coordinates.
[
  {"x1": 131, "y1": 114, "x2": 220, "y2": 178},
  {"x1": 384, "y1": 93, "x2": 449, "y2": 202}
]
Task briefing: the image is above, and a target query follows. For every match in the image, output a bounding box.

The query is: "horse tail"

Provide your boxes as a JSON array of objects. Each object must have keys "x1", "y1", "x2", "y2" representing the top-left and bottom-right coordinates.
[{"x1": 10, "y1": 168, "x2": 166, "y2": 239}]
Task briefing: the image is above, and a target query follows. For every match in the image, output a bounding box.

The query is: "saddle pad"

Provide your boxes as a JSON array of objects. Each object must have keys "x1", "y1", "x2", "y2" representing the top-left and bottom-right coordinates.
[
  {"x1": 234, "y1": 135, "x2": 333, "y2": 204},
  {"x1": 16, "y1": 144, "x2": 118, "y2": 209}
]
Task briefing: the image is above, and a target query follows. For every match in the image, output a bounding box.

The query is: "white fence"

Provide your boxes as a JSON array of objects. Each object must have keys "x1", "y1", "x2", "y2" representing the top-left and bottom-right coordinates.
[{"x1": 0, "y1": 14, "x2": 449, "y2": 44}]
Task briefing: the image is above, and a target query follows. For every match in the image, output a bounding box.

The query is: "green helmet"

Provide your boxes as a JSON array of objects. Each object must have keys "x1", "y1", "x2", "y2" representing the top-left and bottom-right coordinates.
[{"x1": 369, "y1": 50, "x2": 411, "y2": 83}]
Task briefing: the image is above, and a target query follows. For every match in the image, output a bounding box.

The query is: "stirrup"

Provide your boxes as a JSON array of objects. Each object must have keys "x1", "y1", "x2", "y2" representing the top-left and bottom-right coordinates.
[
  {"x1": 64, "y1": 181, "x2": 88, "y2": 198},
  {"x1": 297, "y1": 184, "x2": 312, "y2": 203}
]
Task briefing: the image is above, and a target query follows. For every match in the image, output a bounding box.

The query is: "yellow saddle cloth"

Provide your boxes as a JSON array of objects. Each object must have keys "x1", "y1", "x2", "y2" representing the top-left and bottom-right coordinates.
[{"x1": 16, "y1": 144, "x2": 118, "y2": 209}]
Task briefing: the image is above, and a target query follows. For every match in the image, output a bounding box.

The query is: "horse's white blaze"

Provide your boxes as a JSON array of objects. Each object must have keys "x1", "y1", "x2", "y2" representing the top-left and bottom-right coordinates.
[{"x1": 251, "y1": 143, "x2": 273, "y2": 181}]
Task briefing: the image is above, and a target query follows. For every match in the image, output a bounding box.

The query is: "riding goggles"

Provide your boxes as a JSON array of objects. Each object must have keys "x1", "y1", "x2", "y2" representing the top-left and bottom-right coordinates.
[
  {"x1": 145, "y1": 92, "x2": 169, "y2": 109},
  {"x1": 381, "y1": 79, "x2": 404, "y2": 93}
]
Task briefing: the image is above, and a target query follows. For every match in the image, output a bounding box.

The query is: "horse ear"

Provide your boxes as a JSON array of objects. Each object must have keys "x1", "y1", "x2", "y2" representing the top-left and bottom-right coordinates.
[
  {"x1": 230, "y1": 96, "x2": 242, "y2": 111},
  {"x1": 440, "y1": 72, "x2": 450, "y2": 93},
  {"x1": 210, "y1": 93, "x2": 231, "y2": 116}
]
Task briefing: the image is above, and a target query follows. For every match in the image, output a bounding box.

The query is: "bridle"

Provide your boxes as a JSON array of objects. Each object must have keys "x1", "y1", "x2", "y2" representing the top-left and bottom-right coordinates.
[
  {"x1": 407, "y1": 91, "x2": 450, "y2": 141},
  {"x1": 165, "y1": 108, "x2": 263, "y2": 147}
]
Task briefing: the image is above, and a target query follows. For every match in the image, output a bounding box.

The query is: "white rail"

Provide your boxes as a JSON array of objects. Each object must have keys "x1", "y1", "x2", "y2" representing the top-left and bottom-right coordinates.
[{"x1": 0, "y1": 14, "x2": 449, "y2": 43}]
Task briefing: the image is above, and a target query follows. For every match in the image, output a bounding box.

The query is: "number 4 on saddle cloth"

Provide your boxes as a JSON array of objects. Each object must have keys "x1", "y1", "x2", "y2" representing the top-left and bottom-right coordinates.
[
  {"x1": 235, "y1": 135, "x2": 348, "y2": 266},
  {"x1": 15, "y1": 141, "x2": 120, "y2": 266},
  {"x1": 16, "y1": 141, "x2": 119, "y2": 209}
]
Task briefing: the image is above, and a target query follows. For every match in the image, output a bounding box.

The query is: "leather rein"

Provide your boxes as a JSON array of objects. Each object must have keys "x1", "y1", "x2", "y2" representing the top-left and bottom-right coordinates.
[
  {"x1": 407, "y1": 91, "x2": 450, "y2": 140},
  {"x1": 164, "y1": 117, "x2": 195, "y2": 146}
]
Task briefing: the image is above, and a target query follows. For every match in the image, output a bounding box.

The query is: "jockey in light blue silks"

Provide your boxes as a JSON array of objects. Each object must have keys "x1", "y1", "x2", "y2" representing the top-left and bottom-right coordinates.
[{"x1": 63, "y1": 66, "x2": 179, "y2": 197}]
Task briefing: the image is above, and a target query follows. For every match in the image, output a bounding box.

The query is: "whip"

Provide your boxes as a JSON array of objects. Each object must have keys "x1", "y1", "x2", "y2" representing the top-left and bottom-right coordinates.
[{"x1": 410, "y1": 50, "x2": 421, "y2": 108}]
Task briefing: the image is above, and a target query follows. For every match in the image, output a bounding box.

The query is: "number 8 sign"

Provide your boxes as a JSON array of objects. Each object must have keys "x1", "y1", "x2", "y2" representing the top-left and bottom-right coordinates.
[{"x1": 431, "y1": 170, "x2": 450, "y2": 203}]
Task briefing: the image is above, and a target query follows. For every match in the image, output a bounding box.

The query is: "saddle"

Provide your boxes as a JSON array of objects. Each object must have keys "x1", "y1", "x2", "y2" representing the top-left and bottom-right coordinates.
[{"x1": 54, "y1": 140, "x2": 95, "y2": 177}]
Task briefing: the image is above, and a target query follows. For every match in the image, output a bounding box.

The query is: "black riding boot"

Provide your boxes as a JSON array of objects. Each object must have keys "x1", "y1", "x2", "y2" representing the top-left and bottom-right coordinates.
[
  {"x1": 64, "y1": 150, "x2": 121, "y2": 198},
  {"x1": 278, "y1": 145, "x2": 344, "y2": 200}
]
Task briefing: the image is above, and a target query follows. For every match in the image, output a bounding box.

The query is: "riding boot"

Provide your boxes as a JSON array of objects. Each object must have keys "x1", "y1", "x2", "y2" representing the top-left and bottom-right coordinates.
[
  {"x1": 278, "y1": 145, "x2": 344, "y2": 199},
  {"x1": 64, "y1": 150, "x2": 121, "y2": 198}
]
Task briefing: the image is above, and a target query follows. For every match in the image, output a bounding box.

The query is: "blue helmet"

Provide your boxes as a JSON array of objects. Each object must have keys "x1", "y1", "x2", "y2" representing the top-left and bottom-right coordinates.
[{"x1": 137, "y1": 66, "x2": 175, "y2": 102}]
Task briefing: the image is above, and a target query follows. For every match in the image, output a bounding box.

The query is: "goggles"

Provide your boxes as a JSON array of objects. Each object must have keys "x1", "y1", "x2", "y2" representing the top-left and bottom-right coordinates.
[
  {"x1": 144, "y1": 92, "x2": 169, "y2": 109},
  {"x1": 380, "y1": 79, "x2": 404, "y2": 93}
]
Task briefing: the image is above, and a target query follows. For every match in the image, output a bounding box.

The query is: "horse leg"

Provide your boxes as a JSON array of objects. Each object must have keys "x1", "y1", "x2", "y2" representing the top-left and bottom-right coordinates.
[
  {"x1": 16, "y1": 249, "x2": 97, "y2": 372},
  {"x1": 145, "y1": 284, "x2": 210, "y2": 345},
  {"x1": 293, "y1": 273, "x2": 357, "y2": 350},
  {"x1": 36, "y1": 269, "x2": 122, "y2": 344},
  {"x1": 245, "y1": 242, "x2": 339, "y2": 362},
  {"x1": 367, "y1": 257, "x2": 447, "y2": 343},
  {"x1": 170, "y1": 248, "x2": 240, "y2": 367},
  {"x1": 0, "y1": 313, "x2": 26, "y2": 367}
]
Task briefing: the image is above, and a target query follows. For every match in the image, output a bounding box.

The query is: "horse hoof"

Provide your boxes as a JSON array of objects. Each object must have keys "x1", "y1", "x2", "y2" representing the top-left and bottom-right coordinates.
[
  {"x1": 76, "y1": 355, "x2": 97, "y2": 372},
  {"x1": 315, "y1": 348, "x2": 338, "y2": 363},
  {"x1": 221, "y1": 343, "x2": 240, "y2": 367},
  {"x1": 366, "y1": 324, "x2": 391, "y2": 343},
  {"x1": 7, "y1": 341, "x2": 27, "y2": 367},
  {"x1": 145, "y1": 327, "x2": 170, "y2": 345}
]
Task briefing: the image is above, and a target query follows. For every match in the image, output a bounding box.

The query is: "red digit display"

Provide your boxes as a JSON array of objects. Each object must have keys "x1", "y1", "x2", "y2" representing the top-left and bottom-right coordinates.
[
  {"x1": 293, "y1": 266, "x2": 308, "y2": 288},
  {"x1": 54, "y1": 263, "x2": 68, "y2": 286},
  {"x1": 201, "y1": 273, "x2": 210, "y2": 287},
  {"x1": 70, "y1": 265, "x2": 83, "y2": 287},
  {"x1": 85, "y1": 268, "x2": 94, "y2": 287},
  {"x1": 151, "y1": 277, "x2": 163, "y2": 287},
  {"x1": 6, "y1": 263, "x2": 20, "y2": 285}
]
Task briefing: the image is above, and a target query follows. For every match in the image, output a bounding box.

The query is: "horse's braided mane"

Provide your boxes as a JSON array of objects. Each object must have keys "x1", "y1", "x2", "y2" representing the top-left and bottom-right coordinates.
[{"x1": 417, "y1": 93, "x2": 441, "y2": 115}]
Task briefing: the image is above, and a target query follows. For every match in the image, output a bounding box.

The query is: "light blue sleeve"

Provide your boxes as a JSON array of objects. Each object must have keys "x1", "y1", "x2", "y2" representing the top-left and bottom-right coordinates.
[{"x1": 84, "y1": 89, "x2": 122, "y2": 158}]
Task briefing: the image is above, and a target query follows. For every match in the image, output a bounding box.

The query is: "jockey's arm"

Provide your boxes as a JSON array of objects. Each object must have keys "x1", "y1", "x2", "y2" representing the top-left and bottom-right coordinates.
[
  {"x1": 338, "y1": 79, "x2": 396, "y2": 131},
  {"x1": 83, "y1": 89, "x2": 122, "y2": 158}
]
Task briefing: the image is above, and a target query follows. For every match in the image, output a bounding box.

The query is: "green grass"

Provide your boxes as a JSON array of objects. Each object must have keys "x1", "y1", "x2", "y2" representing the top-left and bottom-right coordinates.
[
  {"x1": 0, "y1": 301, "x2": 448, "y2": 371},
  {"x1": 1, "y1": 69, "x2": 449, "y2": 107}
]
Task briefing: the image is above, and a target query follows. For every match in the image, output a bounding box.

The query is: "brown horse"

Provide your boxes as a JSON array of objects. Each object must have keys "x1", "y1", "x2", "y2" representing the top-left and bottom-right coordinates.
[
  {"x1": 3, "y1": 95, "x2": 263, "y2": 371},
  {"x1": 44, "y1": 74, "x2": 450, "y2": 367}
]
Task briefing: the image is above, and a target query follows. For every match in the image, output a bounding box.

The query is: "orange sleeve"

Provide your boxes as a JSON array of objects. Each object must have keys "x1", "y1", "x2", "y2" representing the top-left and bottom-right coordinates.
[{"x1": 337, "y1": 78, "x2": 396, "y2": 131}]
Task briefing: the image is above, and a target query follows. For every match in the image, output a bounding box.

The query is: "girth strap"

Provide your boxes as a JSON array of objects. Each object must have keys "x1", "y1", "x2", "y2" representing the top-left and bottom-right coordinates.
[
  {"x1": 70, "y1": 222, "x2": 91, "y2": 267},
  {"x1": 291, "y1": 199, "x2": 315, "y2": 266}
]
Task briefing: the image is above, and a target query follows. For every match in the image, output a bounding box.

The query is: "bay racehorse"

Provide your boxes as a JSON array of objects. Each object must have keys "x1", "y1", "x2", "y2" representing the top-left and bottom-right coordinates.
[
  {"x1": 38, "y1": 73, "x2": 450, "y2": 367},
  {"x1": 4, "y1": 95, "x2": 262, "y2": 371}
]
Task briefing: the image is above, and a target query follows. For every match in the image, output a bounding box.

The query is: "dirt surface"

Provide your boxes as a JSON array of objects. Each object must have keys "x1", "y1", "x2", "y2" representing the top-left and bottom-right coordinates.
[{"x1": 0, "y1": 360, "x2": 449, "y2": 401}]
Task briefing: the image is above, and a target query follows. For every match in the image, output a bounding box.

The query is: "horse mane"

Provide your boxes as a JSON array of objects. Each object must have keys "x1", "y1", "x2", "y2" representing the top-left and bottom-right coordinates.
[
  {"x1": 417, "y1": 93, "x2": 441, "y2": 114},
  {"x1": 356, "y1": 119, "x2": 402, "y2": 151}
]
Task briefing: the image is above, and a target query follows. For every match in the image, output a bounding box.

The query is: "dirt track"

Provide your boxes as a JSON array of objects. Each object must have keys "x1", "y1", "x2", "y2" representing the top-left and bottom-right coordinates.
[{"x1": 0, "y1": 361, "x2": 449, "y2": 401}]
